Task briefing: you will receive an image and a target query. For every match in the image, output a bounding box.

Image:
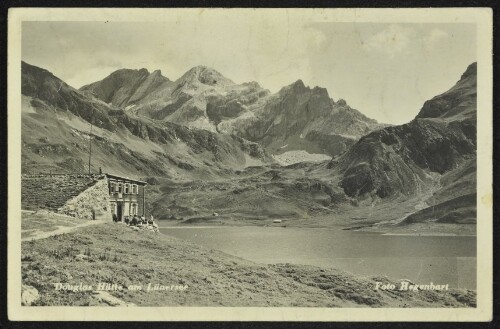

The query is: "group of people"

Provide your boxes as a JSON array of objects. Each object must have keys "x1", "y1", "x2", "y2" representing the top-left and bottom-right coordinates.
[{"x1": 112, "y1": 213, "x2": 157, "y2": 228}]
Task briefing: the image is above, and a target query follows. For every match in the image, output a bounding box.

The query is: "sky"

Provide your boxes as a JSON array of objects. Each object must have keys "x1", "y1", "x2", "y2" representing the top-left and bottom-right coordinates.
[{"x1": 21, "y1": 12, "x2": 476, "y2": 124}]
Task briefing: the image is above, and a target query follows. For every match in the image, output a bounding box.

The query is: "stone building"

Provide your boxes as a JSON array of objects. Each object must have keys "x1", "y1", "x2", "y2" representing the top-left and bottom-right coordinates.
[
  {"x1": 106, "y1": 174, "x2": 147, "y2": 220},
  {"x1": 21, "y1": 173, "x2": 148, "y2": 221}
]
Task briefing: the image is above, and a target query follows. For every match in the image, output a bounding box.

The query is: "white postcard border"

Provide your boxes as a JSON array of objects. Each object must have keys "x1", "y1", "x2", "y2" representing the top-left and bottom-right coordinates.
[{"x1": 7, "y1": 7, "x2": 493, "y2": 322}]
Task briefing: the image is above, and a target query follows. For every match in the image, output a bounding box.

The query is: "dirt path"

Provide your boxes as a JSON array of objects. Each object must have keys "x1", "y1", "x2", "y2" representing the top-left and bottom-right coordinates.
[{"x1": 22, "y1": 218, "x2": 108, "y2": 241}]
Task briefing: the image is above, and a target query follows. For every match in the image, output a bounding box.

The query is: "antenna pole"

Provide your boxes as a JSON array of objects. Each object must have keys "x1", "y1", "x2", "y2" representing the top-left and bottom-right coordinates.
[{"x1": 88, "y1": 108, "x2": 95, "y2": 175}]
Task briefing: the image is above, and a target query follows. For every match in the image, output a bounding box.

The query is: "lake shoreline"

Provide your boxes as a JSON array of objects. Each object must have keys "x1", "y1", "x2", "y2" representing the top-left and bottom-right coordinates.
[
  {"x1": 158, "y1": 224, "x2": 475, "y2": 237},
  {"x1": 158, "y1": 217, "x2": 477, "y2": 237}
]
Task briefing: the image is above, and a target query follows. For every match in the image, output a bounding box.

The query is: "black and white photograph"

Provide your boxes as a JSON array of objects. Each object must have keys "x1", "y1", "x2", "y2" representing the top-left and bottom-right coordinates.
[{"x1": 7, "y1": 8, "x2": 493, "y2": 321}]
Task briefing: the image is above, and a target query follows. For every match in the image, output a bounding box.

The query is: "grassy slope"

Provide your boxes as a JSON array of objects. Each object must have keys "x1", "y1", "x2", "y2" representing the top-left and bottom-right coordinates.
[{"x1": 21, "y1": 217, "x2": 475, "y2": 307}]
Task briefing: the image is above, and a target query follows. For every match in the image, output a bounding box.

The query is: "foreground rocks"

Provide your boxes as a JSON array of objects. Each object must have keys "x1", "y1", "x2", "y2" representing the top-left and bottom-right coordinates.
[
  {"x1": 21, "y1": 285, "x2": 39, "y2": 306},
  {"x1": 91, "y1": 291, "x2": 136, "y2": 307}
]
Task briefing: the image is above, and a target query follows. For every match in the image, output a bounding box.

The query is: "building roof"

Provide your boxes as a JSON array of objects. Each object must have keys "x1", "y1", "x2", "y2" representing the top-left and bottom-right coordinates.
[
  {"x1": 105, "y1": 173, "x2": 148, "y2": 185},
  {"x1": 22, "y1": 175, "x2": 100, "y2": 211}
]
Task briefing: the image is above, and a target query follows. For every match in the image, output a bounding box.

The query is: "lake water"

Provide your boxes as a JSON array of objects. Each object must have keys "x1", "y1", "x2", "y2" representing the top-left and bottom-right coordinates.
[{"x1": 159, "y1": 226, "x2": 476, "y2": 289}]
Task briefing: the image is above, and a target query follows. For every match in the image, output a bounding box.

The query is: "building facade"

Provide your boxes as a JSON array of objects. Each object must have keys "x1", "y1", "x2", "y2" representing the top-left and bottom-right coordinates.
[{"x1": 106, "y1": 174, "x2": 147, "y2": 220}]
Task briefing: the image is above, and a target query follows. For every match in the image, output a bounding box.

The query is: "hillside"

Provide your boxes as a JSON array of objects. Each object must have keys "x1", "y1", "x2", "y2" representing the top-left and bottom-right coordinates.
[{"x1": 332, "y1": 63, "x2": 477, "y2": 226}]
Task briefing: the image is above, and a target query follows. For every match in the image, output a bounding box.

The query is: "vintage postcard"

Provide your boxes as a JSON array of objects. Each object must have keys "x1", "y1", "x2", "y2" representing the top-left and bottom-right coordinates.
[{"x1": 7, "y1": 8, "x2": 492, "y2": 321}]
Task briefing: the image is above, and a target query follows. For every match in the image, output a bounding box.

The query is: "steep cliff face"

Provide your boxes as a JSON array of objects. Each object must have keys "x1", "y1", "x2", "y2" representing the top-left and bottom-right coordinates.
[{"x1": 336, "y1": 63, "x2": 477, "y2": 200}]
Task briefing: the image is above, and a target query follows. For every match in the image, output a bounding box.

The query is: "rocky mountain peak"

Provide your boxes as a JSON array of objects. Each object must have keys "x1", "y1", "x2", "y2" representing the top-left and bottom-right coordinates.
[
  {"x1": 178, "y1": 65, "x2": 234, "y2": 87},
  {"x1": 281, "y1": 80, "x2": 330, "y2": 98},
  {"x1": 416, "y1": 62, "x2": 476, "y2": 120},
  {"x1": 242, "y1": 81, "x2": 264, "y2": 89},
  {"x1": 461, "y1": 62, "x2": 477, "y2": 80},
  {"x1": 335, "y1": 99, "x2": 347, "y2": 106},
  {"x1": 312, "y1": 86, "x2": 330, "y2": 98},
  {"x1": 73, "y1": 61, "x2": 385, "y2": 158},
  {"x1": 138, "y1": 68, "x2": 149, "y2": 75},
  {"x1": 277, "y1": 79, "x2": 307, "y2": 95},
  {"x1": 151, "y1": 69, "x2": 163, "y2": 76},
  {"x1": 291, "y1": 79, "x2": 307, "y2": 93},
  {"x1": 293, "y1": 79, "x2": 306, "y2": 87},
  {"x1": 106, "y1": 68, "x2": 149, "y2": 80},
  {"x1": 79, "y1": 67, "x2": 170, "y2": 107}
]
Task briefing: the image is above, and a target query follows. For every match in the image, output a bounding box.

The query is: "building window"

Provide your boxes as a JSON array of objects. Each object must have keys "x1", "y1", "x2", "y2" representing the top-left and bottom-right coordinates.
[
  {"x1": 117, "y1": 183, "x2": 122, "y2": 193},
  {"x1": 131, "y1": 203, "x2": 137, "y2": 215},
  {"x1": 109, "y1": 182, "x2": 115, "y2": 193},
  {"x1": 125, "y1": 184, "x2": 130, "y2": 194},
  {"x1": 132, "y1": 184, "x2": 137, "y2": 194}
]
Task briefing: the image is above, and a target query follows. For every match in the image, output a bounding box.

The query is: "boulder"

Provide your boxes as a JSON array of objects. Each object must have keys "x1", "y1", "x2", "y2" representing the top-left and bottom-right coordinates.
[
  {"x1": 93, "y1": 291, "x2": 136, "y2": 307},
  {"x1": 21, "y1": 285, "x2": 39, "y2": 306},
  {"x1": 74, "y1": 254, "x2": 89, "y2": 261}
]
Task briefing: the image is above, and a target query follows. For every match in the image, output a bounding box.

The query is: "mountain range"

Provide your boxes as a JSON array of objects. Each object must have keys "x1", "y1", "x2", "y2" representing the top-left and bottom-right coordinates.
[
  {"x1": 20, "y1": 60, "x2": 477, "y2": 229},
  {"x1": 80, "y1": 65, "x2": 385, "y2": 159},
  {"x1": 21, "y1": 61, "x2": 272, "y2": 179}
]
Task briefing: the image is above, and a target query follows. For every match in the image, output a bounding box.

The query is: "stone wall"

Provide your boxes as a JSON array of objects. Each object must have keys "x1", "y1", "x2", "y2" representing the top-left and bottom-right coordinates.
[{"x1": 58, "y1": 178, "x2": 111, "y2": 221}]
